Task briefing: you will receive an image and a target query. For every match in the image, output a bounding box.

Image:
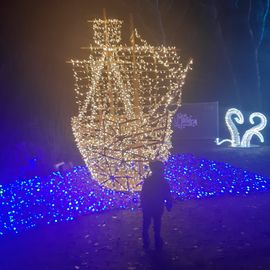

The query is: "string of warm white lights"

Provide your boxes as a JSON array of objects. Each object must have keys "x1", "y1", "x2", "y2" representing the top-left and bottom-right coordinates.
[{"x1": 69, "y1": 18, "x2": 192, "y2": 191}]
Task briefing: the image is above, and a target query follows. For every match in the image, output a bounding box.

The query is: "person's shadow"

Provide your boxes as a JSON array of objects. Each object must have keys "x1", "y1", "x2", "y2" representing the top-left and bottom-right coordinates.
[{"x1": 138, "y1": 249, "x2": 178, "y2": 270}]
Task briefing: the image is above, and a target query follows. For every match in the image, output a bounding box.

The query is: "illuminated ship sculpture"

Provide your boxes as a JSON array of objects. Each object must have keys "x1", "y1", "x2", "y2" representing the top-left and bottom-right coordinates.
[{"x1": 69, "y1": 15, "x2": 192, "y2": 191}]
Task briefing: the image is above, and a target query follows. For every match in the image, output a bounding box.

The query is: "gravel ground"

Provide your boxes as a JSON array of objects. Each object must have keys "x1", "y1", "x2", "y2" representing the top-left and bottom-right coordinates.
[
  {"x1": 1, "y1": 144, "x2": 270, "y2": 270},
  {"x1": 1, "y1": 192, "x2": 270, "y2": 270}
]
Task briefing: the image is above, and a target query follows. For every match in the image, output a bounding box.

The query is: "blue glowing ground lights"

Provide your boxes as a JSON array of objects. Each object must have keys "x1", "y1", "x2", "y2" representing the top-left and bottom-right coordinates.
[
  {"x1": 0, "y1": 167, "x2": 139, "y2": 235},
  {"x1": 164, "y1": 154, "x2": 270, "y2": 199},
  {"x1": 1, "y1": 154, "x2": 270, "y2": 235}
]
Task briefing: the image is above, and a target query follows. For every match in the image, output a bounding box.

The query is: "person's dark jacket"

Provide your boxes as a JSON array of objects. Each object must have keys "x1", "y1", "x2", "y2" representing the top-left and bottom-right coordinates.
[{"x1": 140, "y1": 171, "x2": 172, "y2": 212}]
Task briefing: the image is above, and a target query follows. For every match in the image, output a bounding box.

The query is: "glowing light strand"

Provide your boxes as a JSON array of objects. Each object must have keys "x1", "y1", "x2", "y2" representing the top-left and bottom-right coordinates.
[
  {"x1": 216, "y1": 108, "x2": 244, "y2": 147},
  {"x1": 241, "y1": 112, "x2": 267, "y2": 147},
  {"x1": 69, "y1": 18, "x2": 192, "y2": 191},
  {"x1": 216, "y1": 108, "x2": 267, "y2": 147},
  {"x1": 1, "y1": 154, "x2": 270, "y2": 235}
]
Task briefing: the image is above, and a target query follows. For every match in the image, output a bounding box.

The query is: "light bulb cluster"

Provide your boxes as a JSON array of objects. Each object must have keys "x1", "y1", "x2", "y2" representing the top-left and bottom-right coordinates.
[
  {"x1": 1, "y1": 154, "x2": 269, "y2": 236},
  {"x1": 69, "y1": 18, "x2": 192, "y2": 191},
  {"x1": 92, "y1": 19, "x2": 123, "y2": 46},
  {"x1": 0, "y1": 167, "x2": 139, "y2": 235},
  {"x1": 164, "y1": 154, "x2": 270, "y2": 200},
  {"x1": 216, "y1": 108, "x2": 267, "y2": 147}
]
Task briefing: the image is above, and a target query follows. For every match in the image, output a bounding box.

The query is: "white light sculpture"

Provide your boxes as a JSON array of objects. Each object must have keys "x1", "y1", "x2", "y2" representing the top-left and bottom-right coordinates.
[
  {"x1": 215, "y1": 108, "x2": 244, "y2": 147},
  {"x1": 240, "y1": 112, "x2": 267, "y2": 147},
  {"x1": 216, "y1": 108, "x2": 267, "y2": 148},
  {"x1": 68, "y1": 15, "x2": 192, "y2": 191}
]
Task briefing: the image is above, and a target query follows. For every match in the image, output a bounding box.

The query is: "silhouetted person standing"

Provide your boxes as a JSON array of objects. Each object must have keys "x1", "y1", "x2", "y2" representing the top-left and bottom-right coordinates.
[{"x1": 140, "y1": 161, "x2": 172, "y2": 250}]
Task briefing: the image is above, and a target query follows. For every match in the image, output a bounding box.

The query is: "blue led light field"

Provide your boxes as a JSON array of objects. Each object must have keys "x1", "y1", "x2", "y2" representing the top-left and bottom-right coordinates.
[
  {"x1": 165, "y1": 154, "x2": 270, "y2": 199},
  {"x1": 1, "y1": 154, "x2": 269, "y2": 236}
]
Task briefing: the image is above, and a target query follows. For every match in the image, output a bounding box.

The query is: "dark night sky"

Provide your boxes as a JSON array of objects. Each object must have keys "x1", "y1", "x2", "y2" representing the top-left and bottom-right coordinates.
[{"x1": 1, "y1": 0, "x2": 270, "y2": 182}]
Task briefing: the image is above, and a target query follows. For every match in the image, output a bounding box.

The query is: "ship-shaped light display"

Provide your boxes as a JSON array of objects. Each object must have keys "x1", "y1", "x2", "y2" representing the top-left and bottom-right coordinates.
[{"x1": 69, "y1": 15, "x2": 192, "y2": 191}]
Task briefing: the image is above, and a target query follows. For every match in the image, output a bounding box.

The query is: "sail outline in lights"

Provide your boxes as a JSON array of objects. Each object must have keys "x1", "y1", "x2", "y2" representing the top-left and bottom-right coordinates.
[{"x1": 68, "y1": 16, "x2": 192, "y2": 191}]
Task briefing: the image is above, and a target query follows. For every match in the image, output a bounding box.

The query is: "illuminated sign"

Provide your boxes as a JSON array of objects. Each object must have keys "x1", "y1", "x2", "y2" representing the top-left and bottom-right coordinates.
[{"x1": 173, "y1": 112, "x2": 198, "y2": 130}]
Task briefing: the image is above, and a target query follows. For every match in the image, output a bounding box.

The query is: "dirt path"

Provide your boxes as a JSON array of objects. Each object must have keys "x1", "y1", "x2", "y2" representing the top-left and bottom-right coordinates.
[{"x1": 1, "y1": 192, "x2": 270, "y2": 270}]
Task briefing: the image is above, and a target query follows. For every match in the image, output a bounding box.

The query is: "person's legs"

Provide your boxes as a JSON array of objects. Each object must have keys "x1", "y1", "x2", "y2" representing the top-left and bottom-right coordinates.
[
  {"x1": 153, "y1": 209, "x2": 163, "y2": 250},
  {"x1": 142, "y1": 210, "x2": 151, "y2": 249}
]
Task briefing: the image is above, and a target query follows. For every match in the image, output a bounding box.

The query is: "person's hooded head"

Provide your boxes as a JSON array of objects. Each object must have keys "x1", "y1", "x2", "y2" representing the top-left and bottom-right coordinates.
[{"x1": 149, "y1": 160, "x2": 164, "y2": 175}]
